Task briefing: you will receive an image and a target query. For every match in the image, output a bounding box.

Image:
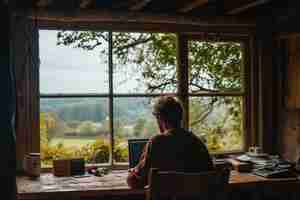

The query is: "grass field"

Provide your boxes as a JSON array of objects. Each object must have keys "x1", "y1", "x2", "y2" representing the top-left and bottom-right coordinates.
[{"x1": 50, "y1": 137, "x2": 97, "y2": 148}]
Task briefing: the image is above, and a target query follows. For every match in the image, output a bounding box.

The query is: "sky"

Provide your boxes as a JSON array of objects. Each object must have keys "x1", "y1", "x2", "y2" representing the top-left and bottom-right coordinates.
[{"x1": 39, "y1": 30, "x2": 145, "y2": 94}]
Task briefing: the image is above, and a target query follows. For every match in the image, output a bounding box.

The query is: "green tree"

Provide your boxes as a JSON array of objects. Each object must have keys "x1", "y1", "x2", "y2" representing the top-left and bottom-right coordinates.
[
  {"x1": 40, "y1": 112, "x2": 61, "y2": 144},
  {"x1": 58, "y1": 100, "x2": 106, "y2": 122},
  {"x1": 133, "y1": 118, "x2": 146, "y2": 137},
  {"x1": 57, "y1": 32, "x2": 241, "y2": 92},
  {"x1": 77, "y1": 121, "x2": 97, "y2": 135},
  {"x1": 67, "y1": 120, "x2": 81, "y2": 129},
  {"x1": 40, "y1": 112, "x2": 49, "y2": 147}
]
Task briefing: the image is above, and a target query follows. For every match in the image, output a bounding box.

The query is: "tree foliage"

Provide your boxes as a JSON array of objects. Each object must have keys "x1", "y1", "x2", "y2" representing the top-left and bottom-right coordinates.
[
  {"x1": 57, "y1": 31, "x2": 242, "y2": 92},
  {"x1": 133, "y1": 118, "x2": 146, "y2": 138},
  {"x1": 40, "y1": 138, "x2": 128, "y2": 166},
  {"x1": 58, "y1": 100, "x2": 107, "y2": 122},
  {"x1": 40, "y1": 112, "x2": 60, "y2": 143}
]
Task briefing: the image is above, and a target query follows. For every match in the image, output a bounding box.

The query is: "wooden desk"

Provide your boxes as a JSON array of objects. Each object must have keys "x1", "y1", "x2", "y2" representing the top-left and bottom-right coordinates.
[{"x1": 17, "y1": 170, "x2": 300, "y2": 200}]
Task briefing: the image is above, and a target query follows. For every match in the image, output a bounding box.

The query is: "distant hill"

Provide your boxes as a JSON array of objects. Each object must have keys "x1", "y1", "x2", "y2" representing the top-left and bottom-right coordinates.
[{"x1": 40, "y1": 98, "x2": 152, "y2": 123}]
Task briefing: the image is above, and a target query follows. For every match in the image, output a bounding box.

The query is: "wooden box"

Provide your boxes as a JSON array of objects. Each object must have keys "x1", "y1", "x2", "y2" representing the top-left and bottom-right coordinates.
[
  {"x1": 53, "y1": 158, "x2": 85, "y2": 177},
  {"x1": 53, "y1": 159, "x2": 71, "y2": 177}
]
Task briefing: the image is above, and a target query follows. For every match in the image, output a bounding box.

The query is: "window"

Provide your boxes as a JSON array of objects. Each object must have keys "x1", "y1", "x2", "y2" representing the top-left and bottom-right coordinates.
[
  {"x1": 39, "y1": 30, "x2": 247, "y2": 167},
  {"x1": 39, "y1": 31, "x2": 177, "y2": 167},
  {"x1": 112, "y1": 32, "x2": 177, "y2": 163},
  {"x1": 187, "y1": 39, "x2": 245, "y2": 152},
  {"x1": 40, "y1": 30, "x2": 110, "y2": 167}
]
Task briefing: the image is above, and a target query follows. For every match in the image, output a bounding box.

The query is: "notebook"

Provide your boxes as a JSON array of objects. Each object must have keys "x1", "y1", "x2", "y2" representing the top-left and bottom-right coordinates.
[
  {"x1": 253, "y1": 167, "x2": 297, "y2": 178},
  {"x1": 128, "y1": 139, "x2": 149, "y2": 168}
]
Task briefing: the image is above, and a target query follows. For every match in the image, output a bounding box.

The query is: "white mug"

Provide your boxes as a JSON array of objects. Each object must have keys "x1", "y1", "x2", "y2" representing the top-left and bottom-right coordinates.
[
  {"x1": 249, "y1": 146, "x2": 262, "y2": 155},
  {"x1": 24, "y1": 153, "x2": 40, "y2": 178}
]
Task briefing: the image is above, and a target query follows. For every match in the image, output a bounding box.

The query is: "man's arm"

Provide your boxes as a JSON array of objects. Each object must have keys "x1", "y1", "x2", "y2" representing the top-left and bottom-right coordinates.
[{"x1": 127, "y1": 141, "x2": 152, "y2": 188}]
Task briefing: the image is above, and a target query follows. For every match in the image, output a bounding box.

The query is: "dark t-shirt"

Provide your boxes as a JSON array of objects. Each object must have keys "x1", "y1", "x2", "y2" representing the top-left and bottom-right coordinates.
[{"x1": 132, "y1": 128, "x2": 214, "y2": 187}]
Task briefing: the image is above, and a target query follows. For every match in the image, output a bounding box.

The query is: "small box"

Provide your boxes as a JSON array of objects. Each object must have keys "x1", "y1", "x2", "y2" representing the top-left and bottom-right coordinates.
[
  {"x1": 53, "y1": 158, "x2": 85, "y2": 177},
  {"x1": 53, "y1": 159, "x2": 71, "y2": 177}
]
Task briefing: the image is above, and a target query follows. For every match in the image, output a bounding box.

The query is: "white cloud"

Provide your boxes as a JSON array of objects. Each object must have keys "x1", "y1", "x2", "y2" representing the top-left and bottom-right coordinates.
[
  {"x1": 39, "y1": 30, "x2": 108, "y2": 93},
  {"x1": 39, "y1": 30, "x2": 147, "y2": 94}
]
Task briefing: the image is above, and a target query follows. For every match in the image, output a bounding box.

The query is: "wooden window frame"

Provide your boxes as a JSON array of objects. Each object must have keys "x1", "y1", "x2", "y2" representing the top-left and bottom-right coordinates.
[
  {"x1": 35, "y1": 24, "x2": 255, "y2": 170},
  {"x1": 177, "y1": 34, "x2": 253, "y2": 155},
  {"x1": 39, "y1": 30, "x2": 178, "y2": 170}
]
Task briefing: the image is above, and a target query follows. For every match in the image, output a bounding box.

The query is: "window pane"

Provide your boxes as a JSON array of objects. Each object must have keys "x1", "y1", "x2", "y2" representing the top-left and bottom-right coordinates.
[
  {"x1": 113, "y1": 97, "x2": 158, "y2": 163},
  {"x1": 188, "y1": 41, "x2": 243, "y2": 93},
  {"x1": 113, "y1": 32, "x2": 177, "y2": 93},
  {"x1": 39, "y1": 30, "x2": 109, "y2": 94},
  {"x1": 189, "y1": 96, "x2": 244, "y2": 152},
  {"x1": 40, "y1": 98, "x2": 110, "y2": 167}
]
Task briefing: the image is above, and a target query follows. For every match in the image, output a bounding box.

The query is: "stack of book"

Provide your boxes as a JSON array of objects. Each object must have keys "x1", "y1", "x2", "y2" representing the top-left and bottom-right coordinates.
[{"x1": 231, "y1": 154, "x2": 296, "y2": 178}]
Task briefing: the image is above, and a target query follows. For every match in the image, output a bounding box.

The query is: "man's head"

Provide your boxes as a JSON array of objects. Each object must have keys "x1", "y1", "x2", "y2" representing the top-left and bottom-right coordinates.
[{"x1": 152, "y1": 96, "x2": 183, "y2": 132}]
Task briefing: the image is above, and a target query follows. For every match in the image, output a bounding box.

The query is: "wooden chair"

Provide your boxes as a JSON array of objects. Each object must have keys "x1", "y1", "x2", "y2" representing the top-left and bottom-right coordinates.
[{"x1": 145, "y1": 168, "x2": 229, "y2": 200}]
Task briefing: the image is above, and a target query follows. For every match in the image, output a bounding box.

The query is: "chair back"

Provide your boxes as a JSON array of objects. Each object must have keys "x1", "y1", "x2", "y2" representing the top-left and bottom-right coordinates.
[{"x1": 146, "y1": 168, "x2": 229, "y2": 200}]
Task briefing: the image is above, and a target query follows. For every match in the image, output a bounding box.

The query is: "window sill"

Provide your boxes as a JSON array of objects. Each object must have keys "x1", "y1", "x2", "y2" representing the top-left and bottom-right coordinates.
[{"x1": 40, "y1": 151, "x2": 245, "y2": 173}]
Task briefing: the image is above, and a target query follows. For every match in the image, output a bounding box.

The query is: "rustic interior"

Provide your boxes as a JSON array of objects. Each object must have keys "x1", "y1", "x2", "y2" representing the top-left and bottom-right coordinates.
[{"x1": 2, "y1": 0, "x2": 300, "y2": 199}]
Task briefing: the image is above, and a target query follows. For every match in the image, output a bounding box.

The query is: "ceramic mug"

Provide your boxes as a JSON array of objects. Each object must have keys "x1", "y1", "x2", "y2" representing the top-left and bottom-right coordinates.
[
  {"x1": 248, "y1": 146, "x2": 262, "y2": 155},
  {"x1": 24, "y1": 153, "x2": 40, "y2": 178}
]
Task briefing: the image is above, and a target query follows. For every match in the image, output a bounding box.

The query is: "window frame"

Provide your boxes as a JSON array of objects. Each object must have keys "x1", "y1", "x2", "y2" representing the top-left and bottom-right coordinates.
[
  {"x1": 39, "y1": 31, "x2": 178, "y2": 169},
  {"x1": 38, "y1": 29, "x2": 253, "y2": 170},
  {"x1": 179, "y1": 34, "x2": 252, "y2": 154}
]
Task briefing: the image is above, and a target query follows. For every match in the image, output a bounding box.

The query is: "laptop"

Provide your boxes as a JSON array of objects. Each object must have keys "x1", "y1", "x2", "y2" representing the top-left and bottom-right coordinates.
[{"x1": 128, "y1": 139, "x2": 149, "y2": 168}]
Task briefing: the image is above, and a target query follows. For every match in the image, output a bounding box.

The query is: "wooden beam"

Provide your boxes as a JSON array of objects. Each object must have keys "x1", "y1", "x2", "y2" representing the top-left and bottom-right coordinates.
[
  {"x1": 277, "y1": 33, "x2": 300, "y2": 39},
  {"x1": 80, "y1": 0, "x2": 92, "y2": 9},
  {"x1": 176, "y1": 34, "x2": 189, "y2": 128},
  {"x1": 178, "y1": 0, "x2": 209, "y2": 13},
  {"x1": 38, "y1": 20, "x2": 254, "y2": 35},
  {"x1": 36, "y1": 0, "x2": 52, "y2": 7},
  {"x1": 226, "y1": 0, "x2": 271, "y2": 15},
  {"x1": 21, "y1": 9, "x2": 255, "y2": 27},
  {"x1": 129, "y1": 0, "x2": 151, "y2": 11}
]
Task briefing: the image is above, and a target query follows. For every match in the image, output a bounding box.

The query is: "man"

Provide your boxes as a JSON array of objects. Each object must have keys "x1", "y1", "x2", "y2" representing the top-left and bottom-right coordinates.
[{"x1": 127, "y1": 96, "x2": 214, "y2": 188}]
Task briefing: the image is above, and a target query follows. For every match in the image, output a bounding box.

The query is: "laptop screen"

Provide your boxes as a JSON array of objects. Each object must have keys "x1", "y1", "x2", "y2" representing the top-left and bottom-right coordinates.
[{"x1": 128, "y1": 139, "x2": 149, "y2": 168}]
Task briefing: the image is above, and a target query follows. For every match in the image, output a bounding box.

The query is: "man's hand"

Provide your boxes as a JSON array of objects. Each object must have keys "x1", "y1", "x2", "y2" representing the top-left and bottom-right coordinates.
[
  {"x1": 127, "y1": 167, "x2": 143, "y2": 188},
  {"x1": 127, "y1": 167, "x2": 135, "y2": 173}
]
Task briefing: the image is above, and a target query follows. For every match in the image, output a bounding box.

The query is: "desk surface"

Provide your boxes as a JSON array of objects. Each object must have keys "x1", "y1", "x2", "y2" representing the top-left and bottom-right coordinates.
[{"x1": 17, "y1": 170, "x2": 300, "y2": 200}]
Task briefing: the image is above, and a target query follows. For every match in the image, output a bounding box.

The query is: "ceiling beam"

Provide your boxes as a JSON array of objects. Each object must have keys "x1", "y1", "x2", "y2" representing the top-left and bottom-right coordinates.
[
  {"x1": 226, "y1": 0, "x2": 271, "y2": 15},
  {"x1": 36, "y1": 0, "x2": 52, "y2": 7},
  {"x1": 277, "y1": 33, "x2": 300, "y2": 39},
  {"x1": 21, "y1": 9, "x2": 255, "y2": 27},
  {"x1": 178, "y1": 0, "x2": 209, "y2": 13},
  {"x1": 80, "y1": 0, "x2": 92, "y2": 9},
  {"x1": 129, "y1": 0, "x2": 152, "y2": 11}
]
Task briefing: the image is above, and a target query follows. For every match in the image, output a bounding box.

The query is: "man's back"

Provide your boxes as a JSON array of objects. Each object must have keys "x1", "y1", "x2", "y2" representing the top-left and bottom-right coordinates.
[
  {"x1": 150, "y1": 128, "x2": 214, "y2": 172},
  {"x1": 128, "y1": 128, "x2": 214, "y2": 188}
]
